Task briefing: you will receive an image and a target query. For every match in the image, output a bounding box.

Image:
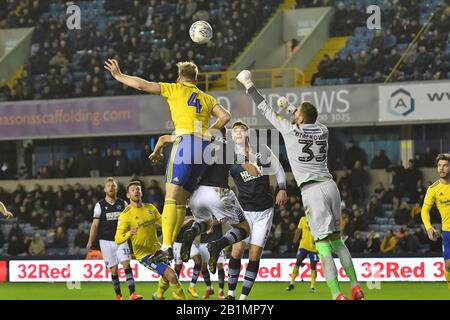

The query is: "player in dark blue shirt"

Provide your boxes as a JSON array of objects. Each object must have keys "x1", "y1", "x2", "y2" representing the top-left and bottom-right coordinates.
[{"x1": 227, "y1": 121, "x2": 287, "y2": 300}]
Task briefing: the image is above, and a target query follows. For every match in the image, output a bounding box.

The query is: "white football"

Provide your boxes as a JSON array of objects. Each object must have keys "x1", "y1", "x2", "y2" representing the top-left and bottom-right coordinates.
[{"x1": 189, "y1": 20, "x2": 213, "y2": 44}]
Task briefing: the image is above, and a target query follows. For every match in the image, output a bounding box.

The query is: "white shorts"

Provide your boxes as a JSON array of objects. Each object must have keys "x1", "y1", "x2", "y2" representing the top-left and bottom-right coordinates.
[
  {"x1": 301, "y1": 180, "x2": 341, "y2": 241},
  {"x1": 189, "y1": 186, "x2": 246, "y2": 226},
  {"x1": 198, "y1": 243, "x2": 226, "y2": 264},
  {"x1": 99, "y1": 239, "x2": 131, "y2": 269},
  {"x1": 173, "y1": 242, "x2": 200, "y2": 265},
  {"x1": 243, "y1": 207, "x2": 274, "y2": 248}
]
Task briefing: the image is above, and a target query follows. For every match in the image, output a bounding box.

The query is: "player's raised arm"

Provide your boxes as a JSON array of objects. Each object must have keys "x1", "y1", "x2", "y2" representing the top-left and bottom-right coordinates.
[
  {"x1": 104, "y1": 59, "x2": 161, "y2": 94},
  {"x1": 149, "y1": 135, "x2": 176, "y2": 163},
  {"x1": 209, "y1": 104, "x2": 231, "y2": 131},
  {"x1": 236, "y1": 70, "x2": 292, "y2": 135},
  {"x1": 0, "y1": 201, "x2": 13, "y2": 219},
  {"x1": 421, "y1": 187, "x2": 438, "y2": 241}
]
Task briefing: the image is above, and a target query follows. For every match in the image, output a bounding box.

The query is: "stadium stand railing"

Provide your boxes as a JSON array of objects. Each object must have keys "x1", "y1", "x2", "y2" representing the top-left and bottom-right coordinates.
[{"x1": 198, "y1": 67, "x2": 305, "y2": 91}]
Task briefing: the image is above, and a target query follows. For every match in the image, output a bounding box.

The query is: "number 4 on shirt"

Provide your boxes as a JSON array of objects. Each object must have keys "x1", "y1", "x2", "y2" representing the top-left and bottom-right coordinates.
[{"x1": 188, "y1": 93, "x2": 202, "y2": 113}]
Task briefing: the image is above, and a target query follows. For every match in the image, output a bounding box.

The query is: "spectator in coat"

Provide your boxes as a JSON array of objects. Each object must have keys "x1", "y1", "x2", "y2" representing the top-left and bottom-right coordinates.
[
  {"x1": 28, "y1": 232, "x2": 46, "y2": 256},
  {"x1": 380, "y1": 229, "x2": 397, "y2": 253}
]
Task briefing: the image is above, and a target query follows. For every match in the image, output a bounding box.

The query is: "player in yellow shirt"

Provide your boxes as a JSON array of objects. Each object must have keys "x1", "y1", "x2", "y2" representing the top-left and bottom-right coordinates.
[
  {"x1": 115, "y1": 181, "x2": 186, "y2": 300},
  {"x1": 286, "y1": 215, "x2": 319, "y2": 292},
  {"x1": 421, "y1": 153, "x2": 450, "y2": 289},
  {"x1": 105, "y1": 59, "x2": 231, "y2": 261}
]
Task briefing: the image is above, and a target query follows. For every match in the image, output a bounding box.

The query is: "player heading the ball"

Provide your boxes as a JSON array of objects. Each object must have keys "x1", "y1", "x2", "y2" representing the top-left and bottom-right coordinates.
[{"x1": 105, "y1": 59, "x2": 230, "y2": 262}]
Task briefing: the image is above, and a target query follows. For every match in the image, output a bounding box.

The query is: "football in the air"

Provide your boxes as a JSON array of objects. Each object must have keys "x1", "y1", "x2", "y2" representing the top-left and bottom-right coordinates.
[{"x1": 189, "y1": 20, "x2": 213, "y2": 44}]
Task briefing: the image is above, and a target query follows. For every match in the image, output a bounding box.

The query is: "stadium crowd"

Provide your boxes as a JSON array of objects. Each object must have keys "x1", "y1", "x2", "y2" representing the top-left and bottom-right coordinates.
[
  {"x1": 0, "y1": 0, "x2": 446, "y2": 259},
  {"x1": 0, "y1": 0, "x2": 448, "y2": 101},
  {"x1": 0, "y1": 155, "x2": 443, "y2": 258},
  {"x1": 299, "y1": 0, "x2": 450, "y2": 85},
  {"x1": 0, "y1": 0, "x2": 281, "y2": 101},
  {"x1": 0, "y1": 178, "x2": 165, "y2": 257},
  {"x1": 0, "y1": 143, "x2": 165, "y2": 181},
  {"x1": 0, "y1": 136, "x2": 444, "y2": 258}
]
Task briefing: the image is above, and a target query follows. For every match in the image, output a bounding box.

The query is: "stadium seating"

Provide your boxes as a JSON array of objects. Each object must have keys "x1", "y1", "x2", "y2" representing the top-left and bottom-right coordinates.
[
  {"x1": 304, "y1": 0, "x2": 449, "y2": 86},
  {"x1": 0, "y1": 169, "x2": 442, "y2": 258},
  {"x1": 0, "y1": 0, "x2": 282, "y2": 101}
]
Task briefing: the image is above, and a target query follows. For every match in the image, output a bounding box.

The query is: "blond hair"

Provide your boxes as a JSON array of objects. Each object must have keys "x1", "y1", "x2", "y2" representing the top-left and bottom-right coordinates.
[
  {"x1": 104, "y1": 177, "x2": 117, "y2": 185},
  {"x1": 177, "y1": 61, "x2": 198, "y2": 81}
]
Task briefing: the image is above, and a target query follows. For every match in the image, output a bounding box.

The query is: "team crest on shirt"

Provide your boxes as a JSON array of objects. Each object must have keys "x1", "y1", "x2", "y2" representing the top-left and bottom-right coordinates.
[
  {"x1": 117, "y1": 205, "x2": 122, "y2": 210},
  {"x1": 147, "y1": 209, "x2": 154, "y2": 215},
  {"x1": 105, "y1": 211, "x2": 120, "y2": 220}
]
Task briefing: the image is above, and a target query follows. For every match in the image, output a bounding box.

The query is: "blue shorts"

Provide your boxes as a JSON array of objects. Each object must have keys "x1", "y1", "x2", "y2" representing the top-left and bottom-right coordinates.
[
  {"x1": 165, "y1": 134, "x2": 209, "y2": 193},
  {"x1": 443, "y1": 231, "x2": 450, "y2": 260},
  {"x1": 297, "y1": 248, "x2": 319, "y2": 263},
  {"x1": 139, "y1": 255, "x2": 169, "y2": 276}
]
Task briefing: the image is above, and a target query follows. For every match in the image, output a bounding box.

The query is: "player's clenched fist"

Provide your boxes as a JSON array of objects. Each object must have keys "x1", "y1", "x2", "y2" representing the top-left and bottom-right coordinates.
[{"x1": 149, "y1": 151, "x2": 163, "y2": 163}]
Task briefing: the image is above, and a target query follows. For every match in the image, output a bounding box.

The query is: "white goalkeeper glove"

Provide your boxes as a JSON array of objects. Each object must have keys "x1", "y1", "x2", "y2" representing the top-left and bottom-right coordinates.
[
  {"x1": 277, "y1": 96, "x2": 297, "y2": 114},
  {"x1": 236, "y1": 70, "x2": 254, "y2": 90}
]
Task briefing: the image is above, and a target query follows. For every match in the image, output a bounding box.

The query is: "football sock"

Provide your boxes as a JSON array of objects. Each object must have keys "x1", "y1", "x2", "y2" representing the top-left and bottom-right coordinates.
[
  {"x1": 156, "y1": 277, "x2": 169, "y2": 298},
  {"x1": 227, "y1": 257, "x2": 241, "y2": 297},
  {"x1": 240, "y1": 260, "x2": 260, "y2": 298},
  {"x1": 330, "y1": 239, "x2": 359, "y2": 288},
  {"x1": 124, "y1": 267, "x2": 135, "y2": 294},
  {"x1": 161, "y1": 198, "x2": 177, "y2": 248},
  {"x1": 170, "y1": 282, "x2": 186, "y2": 300},
  {"x1": 290, "y1": 265, "x2": 299, "y2": 285},
  {"x1": 111, "y1": 274, "x2": 121, "y2": 296},
  {"x1": 190, "y1": 263, "x2": 201, "y2": 287},
  {"x1": 216, "y1": 227, "x2": 247, "y2": 251},
  {"x1": 218, "y1": 268, "x2": 225, "y2": 291},
  {"x1": 445, "y1": 268, "x2": 450, "y2": 289},
  {"x1": 202, "y1": 268, "x2": 212, "y2": 288},
  {"x1": 171, "y1": 205, "x2": 186, "y2": 243},
  {"x1": 316, "y1": 241, "x2": 341, "y2": 299},
  {"x1": 311, "y1": 270, "x2": 317, "y2": 288}
]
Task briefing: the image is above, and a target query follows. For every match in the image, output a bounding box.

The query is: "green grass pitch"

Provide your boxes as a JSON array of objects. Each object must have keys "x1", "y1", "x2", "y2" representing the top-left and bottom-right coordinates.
[{"x1": 0, "y1": 282, "x2": 448, "y2": 300}]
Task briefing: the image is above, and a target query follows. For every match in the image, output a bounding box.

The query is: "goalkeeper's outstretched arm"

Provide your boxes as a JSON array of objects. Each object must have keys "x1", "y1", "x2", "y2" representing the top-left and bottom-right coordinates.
[{"x1": 236, "y1": 70, "x2": 292, "y2": 135}]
